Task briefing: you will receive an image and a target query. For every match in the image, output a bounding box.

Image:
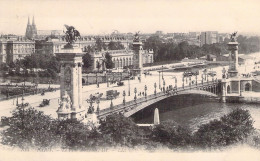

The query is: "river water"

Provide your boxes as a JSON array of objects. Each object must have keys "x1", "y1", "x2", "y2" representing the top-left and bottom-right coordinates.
[{"x1": 132, "y1": 94, "x2": 260, "y2": 132}]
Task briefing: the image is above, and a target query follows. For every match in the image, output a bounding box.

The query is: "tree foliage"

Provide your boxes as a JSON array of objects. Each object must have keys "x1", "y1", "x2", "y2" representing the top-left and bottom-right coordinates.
[
  {"x1": 107, "y1": 41, "x2": 125, "y2": 50},
  {"x1": 144, "y1": 35, "x2": 259, "y2": 63},
  {"x1": 193, "y1": 108, "x2": 254, "y2": 148},
  {"x1": 152, "y1": 120, "x2": 192, "y2": 148},
  {"x1": 1, "y1": 107, "x2": 59, "y2": 150},
  {"x1": 104, "y1": 52, "x2": 114, "y2": 69},
  {"x1": 98, "y1": 114, "x2": 141, "y2": 147},
  {"x1": 0, "y1": 108, "x2": 255, "y2": 151},
  {"x1": 82, "y1": 53, "x2": 92, "y2": 68}
]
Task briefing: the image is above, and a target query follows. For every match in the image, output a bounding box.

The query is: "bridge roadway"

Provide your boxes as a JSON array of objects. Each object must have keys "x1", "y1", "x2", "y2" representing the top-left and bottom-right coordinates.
[
  {"x1": 0, "y1": 66, "x2": 223, "y2": 119},
  {"x1": 97, "y1": 80, "x2": 220, "y2": 119}
]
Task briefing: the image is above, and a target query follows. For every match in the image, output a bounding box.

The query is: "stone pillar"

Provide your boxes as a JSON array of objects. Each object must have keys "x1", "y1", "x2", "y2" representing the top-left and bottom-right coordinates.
[
  {"x1": 56, "y1": 48, "x2": 85, "y2": 121},
  {"x1": 133, "y1": 41, "x2": 143, "y2": 81},
  {"x1": 227, "y1": 40, "x2": 239, "y2": 77}
]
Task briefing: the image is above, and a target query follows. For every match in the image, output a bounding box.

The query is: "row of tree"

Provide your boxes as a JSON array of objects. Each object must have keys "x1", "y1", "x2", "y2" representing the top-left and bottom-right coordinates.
[
  {"x1": 144, "y1": 35, "x2": 260, "y2": 63},
  {"x1": 1, "y1": 107, "x2": 257, "y2": 151}
]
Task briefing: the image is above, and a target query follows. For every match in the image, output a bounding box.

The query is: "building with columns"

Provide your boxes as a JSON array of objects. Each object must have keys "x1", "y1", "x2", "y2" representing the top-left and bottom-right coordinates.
[
  {"x1": 91, "y1": 49, "x2": 154, "y2": 71},
  {"x1": 0, "y1": 36, "x2": 35, "y2": 65}
]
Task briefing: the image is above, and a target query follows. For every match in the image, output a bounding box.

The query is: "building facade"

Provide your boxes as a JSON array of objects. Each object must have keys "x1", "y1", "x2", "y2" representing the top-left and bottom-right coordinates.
[
  {"x1": 91, "y1": 49, "x2": 154, "y2": 71},
  {"x1": 0, "y1": 37, "x2": 35, "y2": 65},
  {"x1": 200, "y1": 31, "x2": 219, "y2": 46}
]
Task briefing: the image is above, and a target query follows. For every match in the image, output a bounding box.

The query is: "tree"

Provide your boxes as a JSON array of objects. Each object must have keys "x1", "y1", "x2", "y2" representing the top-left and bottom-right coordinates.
[
  {"x1": 1, "y1": 107, "x2": 60, "y2": 150},
  {"x1": 96, "y1": 61, "x2": 101, "y2": 72},
  {"x1": 54, "y1": 119, "x2": 90, "y2": 150},
  {"x1": 193, "y1": 108, "x2": 254, "y2": 148},
  {"x1": 98, "y1": 114, "x2": 141, "y2": 147},
  {"x1": 82, "y1": 53, "x2": 92, "y2": 68},
  {"x1": 104, "y1": 52, "x2": 114, "y2": 69},
  {"x1": 95, "y1": 38, "x2": 107, "y2": 51},
  {"x1": 107, "y1": 41, "x2": 125, "y2": 50},
  {"x1": 152, "y1": 120, "x2": 192, "y2": 149}
]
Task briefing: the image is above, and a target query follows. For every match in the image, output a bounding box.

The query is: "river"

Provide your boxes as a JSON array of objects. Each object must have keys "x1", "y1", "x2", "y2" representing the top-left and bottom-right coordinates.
[{"x1": 132, "y1": 95, "x2": 260, "y2": 132}]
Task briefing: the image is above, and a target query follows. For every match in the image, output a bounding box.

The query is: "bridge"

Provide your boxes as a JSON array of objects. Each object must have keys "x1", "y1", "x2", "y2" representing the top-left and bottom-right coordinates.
[{"x1": 97, "y1": 80, "x2": 221, "y2": 120}]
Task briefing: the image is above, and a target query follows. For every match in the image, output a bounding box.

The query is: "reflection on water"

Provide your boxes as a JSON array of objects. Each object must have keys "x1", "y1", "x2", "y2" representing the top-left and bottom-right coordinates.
[{"x1": 132, "y1": 95, "x2": 260, "y2": 131}]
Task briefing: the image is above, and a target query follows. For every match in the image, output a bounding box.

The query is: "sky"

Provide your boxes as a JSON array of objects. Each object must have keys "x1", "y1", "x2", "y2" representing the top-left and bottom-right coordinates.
[{"x1": 0, "y1": 0, "x2": 260, "y2": 35}]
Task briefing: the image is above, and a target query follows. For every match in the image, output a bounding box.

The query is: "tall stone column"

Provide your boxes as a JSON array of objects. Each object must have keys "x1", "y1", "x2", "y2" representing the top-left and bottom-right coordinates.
[
  {"x1": 228, "y1": 36, "x2": 239, "y2": 77},
  {"x1": 133, "y1": 40, "x2": 143, "y2": 81},
  {"x1": 56, "y1": 49, "x2": 85, "y2": 121}
]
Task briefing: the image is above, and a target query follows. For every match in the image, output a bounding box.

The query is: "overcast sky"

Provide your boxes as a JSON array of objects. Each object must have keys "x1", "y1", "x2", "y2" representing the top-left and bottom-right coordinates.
[{"x1": 0, "y1": 0, "x2": 260, "y2": 35}]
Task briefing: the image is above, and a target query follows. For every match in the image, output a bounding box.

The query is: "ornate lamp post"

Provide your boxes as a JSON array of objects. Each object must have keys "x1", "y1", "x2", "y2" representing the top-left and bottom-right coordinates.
[
  {"x1": 189, "y1": 76, "x2": 191, "y2": 89},
  {"x1": 128, "y1": 69, "x2": 131, "y2": 96},
  {"x1": 163, "y1": 79, "x2": 166, "y2": 93},
  {"x1": 48, "y1": 80, "x2": 51, "y2": 89},
  {"x1": 162, "y1": 65, "x2": 164, "y2": 80},
  {"x1": 195, "y1": 74, "x2": 198, "y2": 86},
  {"x1": 158, "y1": 71, "x2": 161, "y2": 89},
  {"x1": 201, "y1": 74, "x2": 204, "y2": 85},
  {"x1": 107, "y1": 74, "x2": 109, "y2": 87},
  {"x1": 87, "y1": 94, "x2": 95, "y2": 114},
  {"x1": 182, "y1": 74, "x2": 185, "y2": 89},
  {"x1": 154, "y1": 82, "x2": 157, "y2": 95},
  {"x1": 134, "y1": 87, "x2": 137, "y2": 102},
  {"x1": 144, "y1": 85, "x2": 147, "y2": 99},
  {"x1": 123, "y1": 90, "x2": 126, "y2": 105},
  {"x1": 6, "y1": 85, "x2": 9, "y2": 99},
  {"x1": 96, "y1": 98, "x2": 100, "y2": 114},
  {"x1": 109, "y1": 95, "x2": 114, "y2": 109},
  {"x1": 174, "y1": 77, "x2": 177, "y2": 89}
]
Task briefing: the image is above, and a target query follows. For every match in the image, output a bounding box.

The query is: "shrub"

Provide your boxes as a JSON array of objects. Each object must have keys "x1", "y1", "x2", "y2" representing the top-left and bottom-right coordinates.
[
  {"x1": 193, "y1": 108, "x2": 254, "y2": 148},
  {"x1": 1, "y1": 107, "x2": 59, "y2": 150},
  {"x1": 151, "y1": 120, "x2": 192, "y2": 149}
]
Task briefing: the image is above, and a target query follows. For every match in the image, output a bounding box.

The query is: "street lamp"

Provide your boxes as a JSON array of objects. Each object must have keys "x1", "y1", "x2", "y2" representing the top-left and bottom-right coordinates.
[
  {"x1": 123, "y1": 90, "x2": 126, "y2": 105},
  {"x1": 201, "y1": 74, "x2": 204, "y2": 85},
  {"x1": 182, "y1": 74, "x2": 185, "y2": 89},
  {"x1": 109, "y1": 95, "x2": 114, "y2": 109},
  {"x1": 162, "y1": 65, "x2": 164, "y2": 80},
  {"x1": 174, "y1": 77, "x2": 177, "y2": 89},
  {"x1": 87, "y1": 94, "x2": 95, "y2": 114},
  {"x1": 134, "y1": 87, "x2": 137, "y2": 102},
  {"x1": 154, "y1": 82, "x2": 157, "y2": 95},
  {"x1": 96, "y1": 98, "x2": 100, "y2": 114},
  {"x1": 48, "y1": 80, "x2": 51, "y2": 89},
  {"x1": 107, "y1": 73, "x2": 109, "y2": 87},
  {"x1": 158, "y1": 71, "x2": 161, "y2": 89},
  {"x1": 128, "y1": 68, "x2": 131, "y2": 96},
  {"x1": 144, "y1": 85, "x2": 147, "y2": 99},
  {"x1": 163, "y1": 79, "x2": 166, "y2": 93},
  {"x1": 195, "y1": 74, "x2": 198, "y2": 86},
  {"x1": 189, "y1": 76, "x2": 191, "y2": 89}
]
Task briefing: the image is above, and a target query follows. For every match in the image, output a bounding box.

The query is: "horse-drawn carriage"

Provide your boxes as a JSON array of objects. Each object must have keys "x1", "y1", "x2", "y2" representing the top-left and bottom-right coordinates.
[
  {"x1": 106, "y1": 90, "x2": 120, "y2": 100},
  {"x1": 117, "y1": 81, "x2": 124, "y2": 86},
  {"x1": 39, "y1": 99, "x2": 50, "y2": 107}
]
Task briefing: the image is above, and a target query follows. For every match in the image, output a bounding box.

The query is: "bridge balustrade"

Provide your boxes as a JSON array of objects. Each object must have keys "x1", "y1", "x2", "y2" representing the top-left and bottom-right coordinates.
[{"x1": 98, "y1": 80, "x2": 220, "y2": 117}]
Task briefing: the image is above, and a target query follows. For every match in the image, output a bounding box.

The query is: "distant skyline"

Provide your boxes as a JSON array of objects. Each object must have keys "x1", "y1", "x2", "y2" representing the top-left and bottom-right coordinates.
[{"x1": 0, "y1": 0, "x2": 260, "y2": 35}]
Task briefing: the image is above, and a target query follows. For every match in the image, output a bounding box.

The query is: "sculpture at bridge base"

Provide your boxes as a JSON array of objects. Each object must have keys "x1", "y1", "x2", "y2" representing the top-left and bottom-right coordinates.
[{"x1": 57, "y1": 91, "x2": 72, "y2": 112}]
